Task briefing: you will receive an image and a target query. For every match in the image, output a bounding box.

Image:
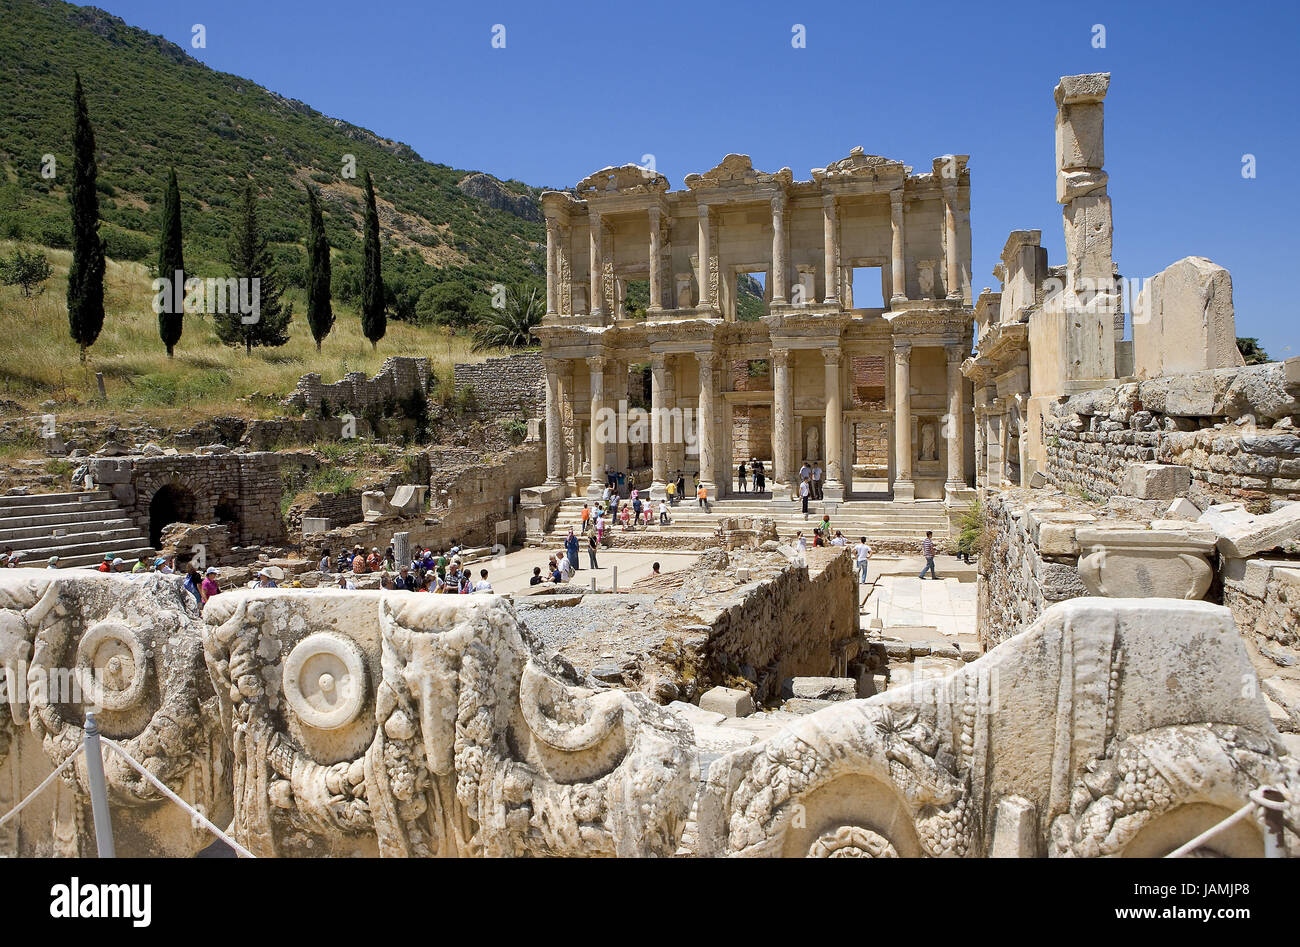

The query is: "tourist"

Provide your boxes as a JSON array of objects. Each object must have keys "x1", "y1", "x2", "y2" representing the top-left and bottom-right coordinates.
[
  {"x1": 111, "y1": 557, "x2": 130, "y2": 572},
  {"x1": 200, "y1": 567, "x2": 221, "y2": 604},
  {"x1": 0, "y1": 547, "x2": 11, "y2": 567},
  {"x1": 819, "y1": 513, "x2": 831, "y2": 536},
  {"x1": 550, "y1": 559, "x2": 563, "y2": 584},
  {"x1": 183, "y1": 565, "x2": 203, "y2": 607},
  {"x1": 474, "y1": 568, "x2": 493, "y2": 593},
  {"x1": 46, "y1": 556, "x2": 59, "y2": 569},
  {"x1": 530, "y1": 566, "x2": 544, "y2": 586},
  {"x1": 366, "y1": 547, "x2": 382, "y2": 572},
  {"x1": 799, "y1": 461, "x2": 811, "y2": 486},
  {"x1": 4, "y1": 553, "x2": 20, "y2": 568},
  {"x1": 434, "y1": 549, "x2": 449, "y2": 581},
  {"x1": 383, "y1": 547, "x2": 396, "y2": 572},
  {"x1": 595, "y1": 511, "x2": 606, "y2": 544},
  {"x1": 675, "y1": 470, "x2": 685, "y2": 500},
  {"x1": 448, "y1": 539, "x2": 462, "y2": 558},
  {"x1": 665, "y1": 478, "x2": 676, "y2": 506},
  {"x1": 737, "y1": 460, "x2": 748, "y2": 493},
  {"x1": 697, "y1": 482, "x2": 709, "y2": 512},
  {"x1": 812, "y1": 528, "x2": 824, "y2": 548},
  {"x1": 602, "y1": 483, "x2": 612, "y2": 507},
  {"x1": 799, "y1": 477, "x2": 810, "y2": 517},
  {"x1": 650, "y1": 561, "x2": 660, "y2": 577},
  {"x1": 97, "y1": 553, "x2": 114, "y2": 573},
  {"x1": 795, "y1": 531, "x2": 808, "y2": 559},
  {"x1": 565, "y1": 528, "x2": 580, "y2": 572},
  {"x1": 335, "y1": 548, "x2": 352, "y2": 573},
  {"x1": 832, "y1": 530, "x2": 847, "y2": 547},
  {"x1": 380, "y1": 573, "x2": 396, "y2": 590},
  {"x1": 617, "y1": 470, "x2": 626, "y2": 494},
  {"x1": 156, "y1": 555, "x2": 175, "y2": 575},
  {"x1": 351, "y1": 547, "x2": 367, "y2": 575},
  {"x1": 250, "y1": 568, "x2": 278, "y2": 589},
  {"x1": 812, "y1": 462, "x2": 823, "y2": 500},
  {"x1": 619, "y1": 504, "x2": 632, "y2": 530},
  {"x1": 587, "y1": 532, "x2": 599, "y2": 569},
  {"x1": 658, "y1": 500, "x2": 670, "y2": 526},
  {"x1": 629, "y1": 472, "x2": 637, "y2": 494},
  {"x1": 642, "y1": 505, "x2": 653, "y2": 527},
  {"x1": 632, "y1": 494, "x2": 643, "y2": 526},
  {"x1": 337, "y1": 573, "x2": 356, "y2": 590},
  {"x1": 398, "y1": 565, "x2": 416, "y2": 591},
  {"x1": 557, "y1": 553, "x2": 574, "y2": 583},
  {"x1": 854, "y1": 537, "x2": 872, "y2": 583},
  {"x1": 919, "y1": 530, "x2": 938, "y2": 580},
  {"x1": 580, "y1": 503, "x2": 591, "y2": 534},
  {"x1": 132, "y1": 554, "x2": 149, "y2": 573},
  {"x1": 753, "y1": 458, "x2": 765, "y2": 493}
]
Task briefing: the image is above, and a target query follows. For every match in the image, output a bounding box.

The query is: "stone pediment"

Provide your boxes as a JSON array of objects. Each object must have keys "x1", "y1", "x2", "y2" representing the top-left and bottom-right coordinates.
[
  {"x1": 684, "y1": 154, "x2": 794, "y2": 190},
  {"x1": 575, "y1": 164, "x2": 670, "y2": 197},
  {"x1": 811, "y1": 146, "x2": 907, "y2": 183}
]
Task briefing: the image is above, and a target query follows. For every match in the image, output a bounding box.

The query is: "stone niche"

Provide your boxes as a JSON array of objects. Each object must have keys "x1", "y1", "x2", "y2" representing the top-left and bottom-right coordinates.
[{"x1": 697, "y1": 598, "x2": 1300, "y2": 857}]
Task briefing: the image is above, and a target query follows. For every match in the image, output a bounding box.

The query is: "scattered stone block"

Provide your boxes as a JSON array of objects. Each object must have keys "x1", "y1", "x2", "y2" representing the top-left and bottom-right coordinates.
[
  {"x1": 781, "y1": 677, "x2": 856, "y2": 702},
  {"x1": 882, "y1": 640, "x2": 912, "y2": 660},
  {"x1": 990, "y1": 795, "x2": 1038, "y2": 858},
  {"x1": 668, "y1": 701, "x2": 727, "y2": 729},
  {"x1": 782, "y1": 697, "x2": 835, "y2": 715},
  {"x1": 1199, "y1": 502, "x2": 1300, "y2": 558},
  {"x1": 301, "y1": 516, "x2": 330, "y2": 536},
  {"x1": 1167, "y1": 497, "x2": 1200, "y2": 520},
  {"x1": 1120, "y1": 462, "x2": 1191, "y2": 500},
  {"x1": 692, "y1": 724, "x2": 758, "y2": 751},
  {"x1": 698, "y1": 685, "x2": 755, "y2": 718},
  {"x1": 929, "y1": 641, "x2": 962, "y2": 660}
]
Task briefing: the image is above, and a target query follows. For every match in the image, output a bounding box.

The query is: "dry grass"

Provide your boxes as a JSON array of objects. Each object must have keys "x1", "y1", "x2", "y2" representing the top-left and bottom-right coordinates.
[{"x1": 0, "y1": 240, "x2": 499, "y2": 425}]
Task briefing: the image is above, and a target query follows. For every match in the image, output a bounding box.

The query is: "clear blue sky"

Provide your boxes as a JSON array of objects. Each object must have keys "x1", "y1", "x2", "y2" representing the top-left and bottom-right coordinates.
[{"x1": 102, "y1": 0, "x2": 1300, "y2": 359}]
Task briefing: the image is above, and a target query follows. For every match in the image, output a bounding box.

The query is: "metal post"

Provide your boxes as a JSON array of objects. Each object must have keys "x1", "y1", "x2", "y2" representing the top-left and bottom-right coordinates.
[
  {"x1": 82, "y1": 712, "x2": 116, "y2": 858},
  {"x1": 1259, "y1": 788, "x2": 1286, "y2": 858},
  {"x1": 612, "y1": 566, "x2": 618, "y2": 593}
]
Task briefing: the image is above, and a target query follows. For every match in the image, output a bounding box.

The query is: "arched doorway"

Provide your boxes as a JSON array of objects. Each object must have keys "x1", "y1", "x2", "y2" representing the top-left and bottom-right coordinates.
[{"x1": 149, "y1": 483, "x2": 197, "y2": 547}]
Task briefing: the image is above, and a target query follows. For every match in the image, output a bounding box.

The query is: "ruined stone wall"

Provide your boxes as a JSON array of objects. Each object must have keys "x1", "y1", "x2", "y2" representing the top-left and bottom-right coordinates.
[
  {"x1": 452, "y1": 352, "x2": 545, "y2": 416},
  {"x1": 1222, "y1": 558, "x2": 1300, "y2": 669},
  {"x1": 705, "y1": 547, "x2": 860, "y2": 703},
  {"x1": 978, "y1": 491, "x2": 1090, "y2": 649},
  {"x1": 288, "y1": 491, "x2": 364, "y2": 534},
  {"x1": 853, "y1": 419, "x2": 890, "y2": 468},
  {"x1": 285, "y1": 356, "x2": 432, "y2": 415},
  {"x1": 1044, "y1": 358, "x2": 1300, "y2": 506},
  {"x1": 89, "y1": 451, "x2": 285, "y2": 547},
  {"x1": 731, "y1": 404, "x2": 772, "y2": 462}
]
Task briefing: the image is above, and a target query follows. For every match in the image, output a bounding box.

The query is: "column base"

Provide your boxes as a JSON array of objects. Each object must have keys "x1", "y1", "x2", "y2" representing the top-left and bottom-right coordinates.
[
  {"x1": 821, "y1": 480, "x2": 845, "y2": 503},
  {"x1": 892, "y1": 479, "x2": 916, "y2": 502},
  {"x1": 890, "y1": 295, "x2": 908, "y2": 308},
  {"x1": 945, "y1": 482, "x2": 977, "y2": 507},
  {"x1": 586, "y1": 480, "x2": 606, "y2": 500},
  {"x1": 770, "y1": 481, "x2": 793, "y2": 503},
  {"x1": 697, "y1": 481, "x2": 717, "y2": 501},
  {"x1": 649, "y1": 481, "x2": 667, "y2": 502}
]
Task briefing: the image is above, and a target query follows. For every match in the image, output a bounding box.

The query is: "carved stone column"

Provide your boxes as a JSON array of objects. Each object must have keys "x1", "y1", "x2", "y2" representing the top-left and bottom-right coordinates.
[
  {"x1": 697, "y1": 202, "x2": 715, "y2": 311},
  {"x1": 772, "y1": 348, "x2": 792, "y2": 498},
  {"x1": 650, "y1": 353, "x2": 668, "y2": 496},
  {"x1": 589, "y1": 210, "x2": 605, "y2": 317},
  {"x1": 771, "y1": 194, "x2": 788, "y2": 305},
  {"x1": 647, "y1": 206, "x2": 662, "y2": 314},
  {"x1": 544, "y1": 357, "x2": 563, "y2": 483},
  {"x1": 586, "y1": 356, "x2": 606, "y2": 498},
  {"x1": 545, "y1": 218, "x2": 559, "y2": 315},
  {"x1": 987, "y1": 393, "x2": 1006, "y2": 487},
  {"x1": 822, "y1": 347, "x2": 844, "y2": 501},
  {"x1": 943, "y1": 181, "x2": 960, "y2": 300},
  {"x1": 696, "y1": 353, "x2": 716, "y2": 496},
  {"x1": 946, "y1": 346, "x2": 966, "y2": 487},
  {"x1": 822, "y1": 194, "x2": 839, "y2": 305},
  {"x1": 893, "y1": 342, "x2": 914, "y2": 501},
  {"x1": 890, "y1": 188, "x2": 906, "y2": 305}
]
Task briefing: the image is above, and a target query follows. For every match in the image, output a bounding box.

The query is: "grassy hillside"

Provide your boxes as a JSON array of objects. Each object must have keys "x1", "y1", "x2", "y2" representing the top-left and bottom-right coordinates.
[
  {"x1": 0, "y1": 239, "x2": 489, "y2": 429},
  {"x1": 0, "y1": 0, "x2": 547, "y2": 314}
]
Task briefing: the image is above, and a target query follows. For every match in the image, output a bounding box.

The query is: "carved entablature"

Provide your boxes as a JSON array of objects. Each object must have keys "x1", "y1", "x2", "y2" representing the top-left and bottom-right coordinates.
[
  {"x1": 811, "y1": 147, "x2": 909, "y2": 193},
  {"x1": 574, "y1": 164, "x2": 670, "y2": 198}
]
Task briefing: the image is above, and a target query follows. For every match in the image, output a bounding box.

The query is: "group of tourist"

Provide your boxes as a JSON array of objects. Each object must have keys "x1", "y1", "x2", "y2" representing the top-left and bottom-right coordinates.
[
  {"x1": 95, "y1": 552, "x2": 177, "y2": 574},
  {"x1": 734, "y1": 459, "x2": 767, "y2": 493},
  {"x1": 796, "y1": 460, "x2": 825, "y2": 515},
  {"x1": 317, "y1": 542, "x2": 493, "y2": 594}
]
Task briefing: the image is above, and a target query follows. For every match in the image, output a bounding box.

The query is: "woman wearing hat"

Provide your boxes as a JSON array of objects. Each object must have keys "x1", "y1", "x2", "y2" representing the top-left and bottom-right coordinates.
[{"x1": 200, "y1": 567, "x2": 221, "y2": 604}]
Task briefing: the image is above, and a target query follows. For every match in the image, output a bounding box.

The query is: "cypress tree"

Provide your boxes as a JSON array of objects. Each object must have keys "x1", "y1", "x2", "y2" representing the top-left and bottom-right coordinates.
[
  {"x1": 217, "y1": 183, "x2": 292, "y2": 356},
  {"x1": 305, "y1": 186, "x2": 333, "y2": 352},
  {"x1": 66, "y1": 73, "x2": 105, "y2": 362},
  {"x1": 157, "y1": 167, "x2": 185, "y2": 356},
  {"x1": 360, "y1": 170, "x2": 386, "y2": 350}
]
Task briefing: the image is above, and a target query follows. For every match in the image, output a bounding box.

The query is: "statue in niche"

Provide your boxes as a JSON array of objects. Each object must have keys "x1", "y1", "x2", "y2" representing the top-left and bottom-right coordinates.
[
  {"x1": 806, "y1": 424, "x2": 820, "y2": 463},
  {"x1": 918, "y1": 262, "x2": 936, "y2": 300},
  {"x1": 920, "y1": 423, "x2": 938, "y2": 462}
]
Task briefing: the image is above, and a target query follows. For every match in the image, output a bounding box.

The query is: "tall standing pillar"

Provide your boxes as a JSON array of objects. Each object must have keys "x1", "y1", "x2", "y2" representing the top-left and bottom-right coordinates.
[
  {"x1": 545, "y1": 217, "x2": 559, "y2": 315},
  {"x1": 822, "y1": 347, "x2": 844, "y2": 501},
  {"x1": 589, "y1": 210, "x2": 606, "y2": 318},
  {"x1": 586, "y1": 356, "x2": 606, "y2": 498},
  {"x1": 697, "y1": 202, "x2": 715, "y2": 311},
  {"x1": 771, "y1": 194, "x2": 788, "y2": 305},
  {"x1": 772, "y1": 348, "x2": 792, "y2": 498},
  {"x1": 987, "y1": 393, "x2": 1006, "y2": 487},
  {"x1": 893, "y1": 342, "x2": 915, "y2": 501},
  {"x1": 942, "y1": 181, "x2": 961, "y2": 300},
  {"x1": 648, "y1": 206, "x2": 662, "y2": 314},
  {"x1": 544, "y1": 357, "x2": 563, "y2": 484},
  {"x1": 946, "y1": 346, "x2": 966, "y2": 489},
  {"x1": 890, "y1": 188, "x2": 907, "y2": 305},
  {"x1": 650, "y1": 354, "x2": 668, "y2": 496},
  {"x1": 822, "y1": 194, "x2": 839, "y2": 305},
  {"x1": 696, "y1": 353, "x2": 716, "y2": 496}
]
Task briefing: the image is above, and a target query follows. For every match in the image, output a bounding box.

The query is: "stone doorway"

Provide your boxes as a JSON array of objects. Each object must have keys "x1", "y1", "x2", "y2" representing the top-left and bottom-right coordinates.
[{"x1": 149, "y1": 483, "x2": 197, "y2": 547}]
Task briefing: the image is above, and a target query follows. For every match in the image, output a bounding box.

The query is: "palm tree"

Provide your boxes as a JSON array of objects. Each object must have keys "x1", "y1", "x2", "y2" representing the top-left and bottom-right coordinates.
[{"x1": 471, "y1": 286, "x2": 543, "y2": 352}]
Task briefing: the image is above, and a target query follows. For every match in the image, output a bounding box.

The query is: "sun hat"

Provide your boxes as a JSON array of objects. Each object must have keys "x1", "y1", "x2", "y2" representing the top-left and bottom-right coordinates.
[{"x1": 205, "y1": 566, "x2": 218, "y2": 575}]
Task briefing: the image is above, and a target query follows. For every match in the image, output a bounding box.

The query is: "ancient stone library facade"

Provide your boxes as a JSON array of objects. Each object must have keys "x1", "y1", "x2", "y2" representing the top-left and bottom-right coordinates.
[{"x1": 536, "y1": 147, "x2": 976, "y2": 507}]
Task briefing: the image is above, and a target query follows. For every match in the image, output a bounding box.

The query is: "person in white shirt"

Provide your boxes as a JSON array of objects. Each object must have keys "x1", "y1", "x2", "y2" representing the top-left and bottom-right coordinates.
[
  {"x1": 795, "y1": 531, "x2": 808, "y2": 561},
  {"x1": 830, "y1": 530, "x2": 847, "y2": 547},
  {"x1": 658, "y1": 501, "x2": 670, "y2": 525},
  {"x1": 473, "y1": 568, "x2": 493, "y2": 592},
  {"x1": 557, "y1": 555, "x2": 574, "y2": 582},
  {"x1": 853, "y1": 537, "x2": 872, "y2": 583},
  {"x1": 336, "y1": 574, "x2": 356, "y2": 590}
]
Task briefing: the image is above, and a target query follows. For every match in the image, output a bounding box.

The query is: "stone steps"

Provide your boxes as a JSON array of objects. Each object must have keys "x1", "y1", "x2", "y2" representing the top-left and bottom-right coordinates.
[{"x1": 0, "y1": 490, "x2": 154, "y2": 568}]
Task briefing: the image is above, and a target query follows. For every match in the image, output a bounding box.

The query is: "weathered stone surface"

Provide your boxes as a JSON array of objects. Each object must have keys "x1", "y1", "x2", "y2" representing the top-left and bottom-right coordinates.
[
  {"x1": 668, "y1": 700, "x2": 727, "y2": 728},
  {"x1": 781, "y1": 676, "x2": 857, "y2": 702},
  {"x1": 1075, "y1": 524, "x2": 1216, "y2": 600},
  {"x1": 1133, "y1": 257, "x2": 1242, "y2": 379},
  {"x1": 698, "y1": 598, "x2": 1300, "y2": 858},
  {"x1": 1200, "y1": 502, "x2": 1300, "y2": 558},
  {"x1": 782, "y1": 697, "x2": 836, "y2": 715},
  {"x1": 1121, "y1": 462, "x2": 1192, "y2": 500}
]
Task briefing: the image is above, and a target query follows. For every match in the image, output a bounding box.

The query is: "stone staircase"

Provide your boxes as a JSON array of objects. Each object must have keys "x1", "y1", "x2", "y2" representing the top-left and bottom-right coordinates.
[
  {"x1": 542, "y1": 495, "x2": 952, "y2": 549},
  {"x1": 0, "y1": 490, "x2": 155, "y2": 569}
]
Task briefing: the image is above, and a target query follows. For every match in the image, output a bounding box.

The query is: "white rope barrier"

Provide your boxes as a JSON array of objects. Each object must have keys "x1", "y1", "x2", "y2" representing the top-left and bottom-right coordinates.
[
  {"x1": 98, "y1": 736, "x2": 256, "y2": 858},
  {"x1": 1166, "y1": 785, "x2": 1291, "y2": 858},
  {"x1": 0, "y1": 745, "x2": 83, "y2": 830}
]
